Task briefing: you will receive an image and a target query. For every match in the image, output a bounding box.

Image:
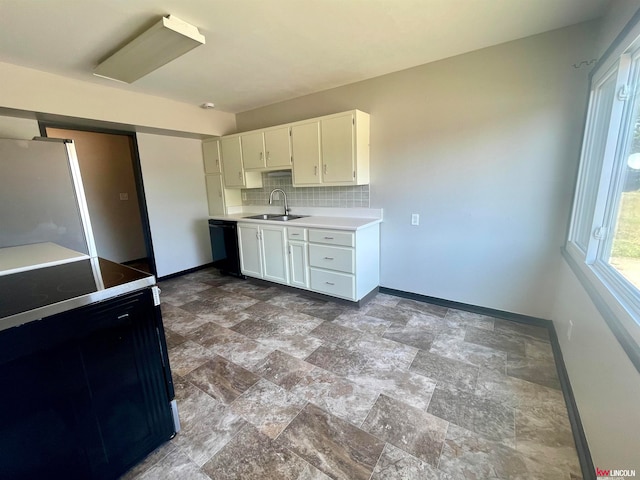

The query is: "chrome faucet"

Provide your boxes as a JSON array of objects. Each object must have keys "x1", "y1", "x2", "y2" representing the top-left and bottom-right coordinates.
[{"x1": 269, "y1": 188, "x2": 289, "y2": 216}]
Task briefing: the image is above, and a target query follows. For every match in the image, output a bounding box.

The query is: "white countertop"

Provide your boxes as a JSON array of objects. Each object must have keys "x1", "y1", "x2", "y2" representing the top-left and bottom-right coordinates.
[
  {"x1": 210, "y1": 213, "x2": 382, "y2": 231},
  {"x1": 0, "y1": 242, "x2": 89, "y2": 276}
]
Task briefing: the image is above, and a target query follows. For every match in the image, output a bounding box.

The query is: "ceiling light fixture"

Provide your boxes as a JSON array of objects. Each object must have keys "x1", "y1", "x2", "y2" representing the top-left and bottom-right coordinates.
[
  {"x1": 94, "y1": 15, "x2": 205, "y2": 84},
  {"x1": 200, "y1": 102, "x2": 215, "y2": 109}
]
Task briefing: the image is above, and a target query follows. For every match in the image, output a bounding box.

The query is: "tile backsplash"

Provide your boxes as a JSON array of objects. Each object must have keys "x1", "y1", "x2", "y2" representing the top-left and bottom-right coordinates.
[{"x1": 242, "y1": 171, "x2": 370, "y2": 208}]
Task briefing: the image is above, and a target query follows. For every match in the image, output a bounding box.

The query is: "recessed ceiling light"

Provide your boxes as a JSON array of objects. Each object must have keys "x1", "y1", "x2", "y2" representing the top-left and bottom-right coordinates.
[{"x1": 200, "y1": 102, "x2": 216, "y2": 109}]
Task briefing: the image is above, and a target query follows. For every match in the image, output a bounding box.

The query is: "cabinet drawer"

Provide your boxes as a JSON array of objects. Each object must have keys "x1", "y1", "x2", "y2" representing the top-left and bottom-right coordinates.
[
  {"x1": 310, "y1": 268, "x2": 355, "y2": 300},
  {"x1": 309, "y1": 244, "x2": 354, "y2": 273},
  {"x1": 308, "y1": 229, "x2": 354, "y2": 247},
  {"x1": 287, "y1": 227, "x2": 307, "y2": 241}
]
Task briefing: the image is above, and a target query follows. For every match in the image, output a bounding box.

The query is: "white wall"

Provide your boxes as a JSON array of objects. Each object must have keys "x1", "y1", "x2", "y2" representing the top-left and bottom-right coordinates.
[
  {"x1": 0, "y1": 61, "x2": 236, "y2": 137},
  {"x1": 0, "y1": 115, "x2": 40, "y2": 139},
  {"x1": 237, "y1": 22, "x2": 597, "y2": 319},
  {"x1": 550, "y1": 0, "x2": 640, "y2": 472},
  {"x1": 136, "y1": 132, "x2": 212, "y2": 277}
]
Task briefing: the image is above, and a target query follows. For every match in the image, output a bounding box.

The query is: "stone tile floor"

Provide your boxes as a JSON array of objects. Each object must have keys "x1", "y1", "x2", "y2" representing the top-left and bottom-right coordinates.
[{"x1": 122, "y1": 268, "x2": 582, "y2": 480}]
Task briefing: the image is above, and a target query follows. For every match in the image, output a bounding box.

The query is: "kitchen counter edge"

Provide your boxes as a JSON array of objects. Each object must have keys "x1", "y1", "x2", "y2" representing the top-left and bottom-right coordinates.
[{"x1": 208, "y1": 214, "x2": 382, "y2": 231}]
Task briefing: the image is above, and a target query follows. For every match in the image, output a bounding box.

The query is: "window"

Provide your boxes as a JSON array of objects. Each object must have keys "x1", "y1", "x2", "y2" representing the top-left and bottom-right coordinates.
[{"x1": 567, "y1": 19, "x2": 640, "y2": 368}]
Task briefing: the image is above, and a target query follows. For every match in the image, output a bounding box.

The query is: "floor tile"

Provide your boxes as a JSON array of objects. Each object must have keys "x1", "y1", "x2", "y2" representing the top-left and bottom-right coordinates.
[
  {"x1": 136, "y1": 448, "x2": 211, "y2": 480},
  {"x1": 309, "y1": 320, "x2": 363, "y2": 347},
  {"x1": 196, "y1": 309, "x2": 259, "y2": 328},
  {"x1": 507, "y1": 353, "x2": 561, "y2": 390},
  {"x1": 438, "y1": 423, "x2": 529, "y2": 480},
  {"x1": 202, "y1": 426, "x2": 307, "y2": 480},
  {"x1": 218, "y1": 281, "x2": 280, "y2": 301},
  {"x1": 296, "y1": 463, "x2": 333, "y2": 480},
  {"x1": 427, "y1": 382, "x2": 516, "y2": 446},
  {"x1": 267, "y1": 292, "x2": 326, "y2": 311},
  {"x1": 168, "y1": 340, "x2": 214, "y2": 377},
  {"x1": 305, "y1": 344, "x2": 370, "y2": 376},
  {"x1": 494, "y1": 318, "x2": 550, "y2": 341},
  {"x1": 181, "y1": 292, "x2": 260, "y2": 316},
  {"x1": 257, "y1": 332, "x2": 324, "y2": 359},
  {"x1": 172, "y1": 377, "x2": 247, "y2": 466},
  {"x1": 361, "y1": 394, "x2": 448, "y2": 467},
  {"x1": 430, "y1": 332, "x2": 507, "y2": 372},
  {"x1": 289, "y1": 367, "x2": 378, "y2": 425},
  {"x1": 368, "y1": 292, "x2": 401, "y2": 307},
  {"x1": 464, "y1": 326, "x2": 526, "y2": 356},
  {"x1": 370, "y1": 443, "x2": 450, "y2": 480},
  {"x1": 252, "y1": 350, "x2": 315, "y2": 389},
  {"x1": 410, "y1": 350, "x2": 479, "y2": 391},
  {"x1": 347, "y1": 365, "x2": 436, "y2": 411},
  {"x1": 161, "y1": 303, "x2": 211, "y2": 336},
  {"x1": 367, "y1": 303, "x2": 417, "y2": 324},
  {"x1": 230, "y1": 379, "x2": 306, "y2": 438},
  {"x1": 332, "y1": 311, "x2": 393, "y2": 335},
  {"x1": 279, "y1": 403, "x2": 385, "y2": 480},
  {"x1": 382, "y1": 324, "x2": 435, "y2": 350},
  {"x1": 300, "y1": 302, "x2": 346, "y2": 321},
  {"x1": 244, "y1": 300, "x2": 289, "y2": 319},
  {"x1": 120, "y1": 441, "x2": 177, "y2": 480},
  {"x1": 185, "y1": 355, "x2": 259, "y2": 405},
  {"x1": 189, "y1": 322, "x2": 275, "y2": 369},
  {"x1": 159, "y1": 281, "x2": 215, "y2": 307},
  {"x1": 443, "y1": 308, "x2": 495, "y2": 330},
  {"x1": 475, "y1": 367, "x2": 565, "y2": 409},
  {"x1": 163, "y1": 327, "x2": 188, "y2": 349},
  {"x1": 397, "y1": 298, "x2": 448, "y2": 318},
  {"x1": 353, "y1": 332, "x2": 418, "y2": 370}
]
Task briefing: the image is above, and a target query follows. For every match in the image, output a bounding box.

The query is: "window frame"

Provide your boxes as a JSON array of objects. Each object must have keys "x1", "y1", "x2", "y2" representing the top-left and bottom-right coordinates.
[{"x1": 565, "y1": 15, "x2": 640, "y2": 372}]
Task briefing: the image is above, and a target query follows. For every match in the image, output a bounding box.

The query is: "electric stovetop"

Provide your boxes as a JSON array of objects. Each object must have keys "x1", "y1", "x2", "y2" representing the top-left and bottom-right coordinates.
[{"x1": 0, "y1": 258, "x2": 155, "y2": 331}]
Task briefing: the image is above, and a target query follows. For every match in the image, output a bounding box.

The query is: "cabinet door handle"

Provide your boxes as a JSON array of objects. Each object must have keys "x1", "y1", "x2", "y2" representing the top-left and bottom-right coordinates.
[
  {"x1": 260, "y1": 151, "x2": 263, "y2": 160},
  {"x1": 117, "y1": 313, "x2": 129, "y2": 320},
  {"x1": 325, "y1": 281, "x2": 335, "y2": 286},
  {"x1": 324, "y1": 236, "x2": 334, "y2": 240},
  {"x1": 291, "y1": 233, "x2": 300, "y2": 236},
  {"x1": 288, "y1": 245, "x2": 292, "y2": 254},
  {"x1": 314, "y1": 165, "x2": 318, "y2": 176},
  {"x1": 266, "y1": 151, "x2": 270, "y2": 160},
  {"x1": 238, "y1": 171, "x2": 242, "y2": 180},
  {"x1": 215, "y1": 159, "x2": 219, "y2": 166},
  {"x1": 324, "y1": 257, "x2": 334, "y2": 260},
  {"x1": 324, "y1": 164, "x2": 327, "y2": 175}
]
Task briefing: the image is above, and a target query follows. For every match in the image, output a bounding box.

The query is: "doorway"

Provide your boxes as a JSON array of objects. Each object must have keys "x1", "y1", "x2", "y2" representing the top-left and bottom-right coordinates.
[{"x1": 42, "y1": 125, "x2": 155, "y2": 275}]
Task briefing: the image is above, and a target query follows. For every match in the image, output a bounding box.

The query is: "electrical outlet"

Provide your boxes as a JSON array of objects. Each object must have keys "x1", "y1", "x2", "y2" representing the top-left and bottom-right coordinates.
[
  {"x1": 242, "y1": 192, "x2": 247, "y2": 201},
  {"x1": 567, "y1": 320, "x2": 574, "y2": 341},
  {"x1": 411, "y1": 213, "x2": 420, "y2": 226}
]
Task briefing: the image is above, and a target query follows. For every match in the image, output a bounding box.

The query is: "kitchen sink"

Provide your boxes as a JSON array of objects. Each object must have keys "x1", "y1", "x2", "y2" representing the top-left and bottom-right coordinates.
[
  {"x1": 243, "y1": 214, "x2": 308, "y2": 221},
  {"x1": 269, "y1": 215, "x2": 308, "y2": 221},
  {"x1": 243, "y1": 214, "x2": 282, "y2": 220}
]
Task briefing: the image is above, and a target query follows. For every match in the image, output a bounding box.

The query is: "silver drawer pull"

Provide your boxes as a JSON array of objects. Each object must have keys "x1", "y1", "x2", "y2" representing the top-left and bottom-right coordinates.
[
  {"x1": 325, "y1": 281, "x2": 335, "y2": 285},
  {"x1": 324, "y1": 257, "x2": 334, "y2": 260},
  {"x1": 117, "y1": 313, "x2": 129, "y2": 320},
  {"x1": 291, "y1": 233, "x2": 300, "y2": 236},
  {"x1": 324, "y1": 236, "x2": 334, "y2": 240}
]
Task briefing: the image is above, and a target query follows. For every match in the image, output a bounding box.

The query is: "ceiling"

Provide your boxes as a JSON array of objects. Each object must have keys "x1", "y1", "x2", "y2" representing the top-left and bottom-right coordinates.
[{"x1": 0, "y1": 0, "x2": 609, "y2": 114}]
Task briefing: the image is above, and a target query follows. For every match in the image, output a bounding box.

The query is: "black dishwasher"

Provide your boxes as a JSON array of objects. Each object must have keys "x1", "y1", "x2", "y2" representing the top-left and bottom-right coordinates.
[{"x1": 208, "y1": 219, "x2": 243, "y2": 277}]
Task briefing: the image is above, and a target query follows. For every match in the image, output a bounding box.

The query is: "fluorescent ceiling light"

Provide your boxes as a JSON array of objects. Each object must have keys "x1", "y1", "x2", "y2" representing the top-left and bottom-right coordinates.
[{"x1": 94, "y1": 15, "x2": 205, "y2": 83}]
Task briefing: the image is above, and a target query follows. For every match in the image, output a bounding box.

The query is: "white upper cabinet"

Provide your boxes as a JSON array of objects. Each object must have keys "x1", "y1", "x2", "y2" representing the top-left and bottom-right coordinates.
[
  {"x1": 264, "y1": 126, "x2": 291, "y2": 169},
  {"x1": 321, "y1": 113, "x2": 355, "y2": 184},
  {"x1": 202, "y1": 139, "x2": 222, "y2": 174},
  {"x1": 242, "y1": 126, "x2": 291, "y2": 171},
  {"x1": 291, "y1": 121, "x2": 322, "y2": 186},
  {"x1": 221, "y1": 135, "x2": 262, "y2": 189},
  {"x1": 240, "y1": 131, "x2": 265, "y2": 170},
  {"x1": 292, "y1": 110, "x2": 369, "y2": 187}
]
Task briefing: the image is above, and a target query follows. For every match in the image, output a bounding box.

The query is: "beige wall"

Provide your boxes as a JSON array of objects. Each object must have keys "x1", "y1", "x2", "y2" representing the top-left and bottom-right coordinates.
[
  {"x1": 237, "y1": 22, "x2": 596, "y2": 319},
  {"x1": 550, "y1": 0, "x2": 640, "y2": 471},
  {"x1": 0, "y1": 115, "x2": 40, "y2": 139},
  {"x1": 0, "y1": 61, "x2": 236, "y2": 137},
  {"x1": 46, "y1": 128, "x2": 147, "y2": 263}
]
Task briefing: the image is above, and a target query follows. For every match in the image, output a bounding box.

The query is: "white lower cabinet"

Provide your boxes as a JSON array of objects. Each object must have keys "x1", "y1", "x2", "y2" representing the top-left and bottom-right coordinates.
[
  {"x1": 238, "y1": 222, "x2": 379, "y2": 302},
  {"x1": 287, "y1": 227, "x2": 309, "y2": 289},
  {"x1": 238, "y1": 223, "x2": 288, "y2": 284}
]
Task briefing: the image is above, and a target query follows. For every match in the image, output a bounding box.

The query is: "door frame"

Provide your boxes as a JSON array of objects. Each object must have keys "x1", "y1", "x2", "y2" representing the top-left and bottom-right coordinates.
[{"x1": 39, "y1": 122, "x2": 157, "y2": 277}]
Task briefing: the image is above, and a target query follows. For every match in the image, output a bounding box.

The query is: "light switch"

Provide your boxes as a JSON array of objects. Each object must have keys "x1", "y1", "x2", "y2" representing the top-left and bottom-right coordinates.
[
  {"x1": 119, "y1": 193, "x2": 129, "y2": 200},
  {"x1": 411, "y1": 213, "x2": 419, "y2": 226}
]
